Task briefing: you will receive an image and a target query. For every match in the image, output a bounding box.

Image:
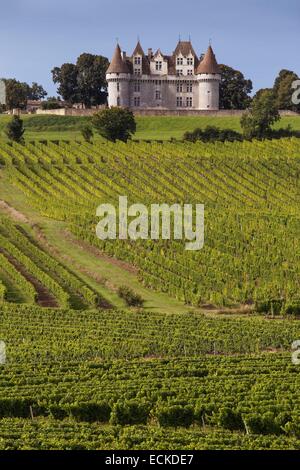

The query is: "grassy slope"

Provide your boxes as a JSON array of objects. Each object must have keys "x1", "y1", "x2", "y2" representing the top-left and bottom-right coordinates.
[
  {"x1": 0, "y1": 114, "x2": 300, "y2": 140},
  {"x1": 0, "y1": 171, "x2": 191, "y2": 314}
]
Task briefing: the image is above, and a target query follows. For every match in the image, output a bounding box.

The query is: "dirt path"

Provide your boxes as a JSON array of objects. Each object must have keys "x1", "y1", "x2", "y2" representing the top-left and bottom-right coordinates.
[
  {"x1": 0, "y1": 200, "x2": 30, "y2": 223},
  {"x1": 0, "y1": 248, "x2": 58, "y2": 308},
  {"x1": 62, "y1": 229, "x2": 139, "y2": 275}
]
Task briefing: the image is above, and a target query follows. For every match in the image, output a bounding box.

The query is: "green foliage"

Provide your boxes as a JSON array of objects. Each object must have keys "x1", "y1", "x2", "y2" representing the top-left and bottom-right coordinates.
[
  {"x1": 110, "y1": 401, "x2": 150, "y2": 425},
  {"x1": 156, "y1": 405, "x2": 194, "y2": 427},
  {"x1": 5, "y1": 115, "x2": 25, "y2": 142},
  {"x1": 92, "y1": 107, "x2": 136, "y2": 142},
  {"x1": 117, "y1": 286, "x2": 144, "y2": 307},
  {"x1": 218, "y1": 407, "x2": 244, "y2": 431},
  {"x1": 245, "y1": 412, "x2": 281, "y2": 435},
  {"x1": 41, "y1": 97, "x2": 63, "y2": 110},
  {"x1": 219, "y1": 64, "x2": 253, "y2": 110},
  {"x1": 273, "y1": 69, "x2": 300, "y2": 113},
  {"x1": 52, "y1": 53, "x2": 109, "y2": 106},
  {"x1": 81, "y1": 124, "x2": 93, "y2": 143},
  {"x1": 183, "y1": 125, "x2": 242, "y2": 142},
  {"x1": 255, "y1": 299, "x2": 284, "y2": 316},
  {"x1": 241, "y1": 89, "x2": 280, "y2": 139},
  {"x1": 69, "y1": 402, "x2": 111, "y2": 423}
]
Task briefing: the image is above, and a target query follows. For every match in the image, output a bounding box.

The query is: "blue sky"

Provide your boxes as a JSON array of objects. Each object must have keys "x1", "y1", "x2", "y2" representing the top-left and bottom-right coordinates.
[{"x1": 0, "y1": 0, "x2": 299, "y2": 96}]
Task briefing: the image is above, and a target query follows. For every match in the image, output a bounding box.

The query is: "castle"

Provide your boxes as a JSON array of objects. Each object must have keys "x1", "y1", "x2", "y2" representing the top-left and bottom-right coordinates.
[{"x1": 106, "y1": 40, "x2": 221, "y2": 111}]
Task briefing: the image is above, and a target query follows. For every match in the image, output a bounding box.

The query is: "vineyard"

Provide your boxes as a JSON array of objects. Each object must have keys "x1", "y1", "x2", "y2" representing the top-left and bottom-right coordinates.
[
  {"x1": 0, "y1": 138, "x2": 299, "y2": 307},
  {"x1": 0, "y1": 137, "x2": 300, "y2": 449},
  {"x1": 0, "y1": 304, "x2": 300, "y2": 449}
]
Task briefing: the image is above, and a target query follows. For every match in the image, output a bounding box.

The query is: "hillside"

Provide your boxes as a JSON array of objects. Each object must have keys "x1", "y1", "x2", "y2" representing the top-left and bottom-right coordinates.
[
  {"x1": 0, "y1": 114, "x2": 300, "y2": 140},
  {"x1": 0, "y1": 136, "x2": 300, "y2": 449}
]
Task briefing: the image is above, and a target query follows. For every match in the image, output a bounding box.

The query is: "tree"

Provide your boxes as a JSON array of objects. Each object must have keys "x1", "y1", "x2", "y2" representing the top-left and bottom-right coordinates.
[
  {"x1": 273, "y1": 69, "x2": 300, "y2": 112},
  {"x1": 76, "y1": 53, "x2": 109, "y2": 106},
  {"x1": 81, "y1": 124, "x2": 93, "y2": 143},
  {"x1": 27, "y1": 82, "x2": 47, "y2": 101},
  {"x1": 219, "y1": 65, "x2": 253, "y2": 109},
  {"x1": 4, "y1": 79, "x2": 29, "y2": 109},
  {"x1": 52, "y1": 53, "x2": 109, "y2": 106},
  {"x1": 240, "y1": 89, "x2": 280, "y2": 139},
  {"x1": 92, "y1": 107, "x2": 136, "y2": 142},
  {"x1": 5, "y1": 115, "x2": 25, "y2": 142},
  {"x1": 52, "y1": 63, "x2": 79, "y2": 104}
]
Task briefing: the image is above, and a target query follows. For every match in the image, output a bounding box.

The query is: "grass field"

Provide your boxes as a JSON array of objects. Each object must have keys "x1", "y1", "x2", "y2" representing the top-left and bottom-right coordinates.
[{"x1": 0, "y1": 113, "x2": 300, "y2": 141}]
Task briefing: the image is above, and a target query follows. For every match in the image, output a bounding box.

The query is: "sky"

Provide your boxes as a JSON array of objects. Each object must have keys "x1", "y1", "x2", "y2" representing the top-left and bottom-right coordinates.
[{"x1": 0, "y1": 0, "x2": 299, "y2": 96}]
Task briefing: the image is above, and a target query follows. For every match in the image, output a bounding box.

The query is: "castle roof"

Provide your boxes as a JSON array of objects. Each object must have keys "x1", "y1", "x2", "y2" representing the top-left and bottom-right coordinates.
[
  {"x1": 132, "y1": 40, "x2": 145, "y2": 56},
  {"x1": 107, "y1": 44, "x2": 129, "y2": 74},
  {"x1": 196, "y1": 45, "x2": 220, "y2": 74},
  {"x1": 173, "y1": 40, "x2": 197, "y2": 57}
]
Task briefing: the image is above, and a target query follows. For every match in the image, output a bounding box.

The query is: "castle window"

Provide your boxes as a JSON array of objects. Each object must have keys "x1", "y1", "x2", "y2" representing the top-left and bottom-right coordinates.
[
  {"x1": 134, "y1": 97, "x2": 140, "y2": 107},
  {"x1": 187, "y1": 69, "x2": 193, "y2": 76},
  {"x1": 134, "y1": 68, "x2": 141, "y2": 75},
  {"x1": 187, "y1": 57, "x2": 193, "y2": 65},
  {"x1": 176, "y1": 70, "x2": 183, "y2": 76},
  {"x1": 134, "y1": 56, "x2": 141, "y2": 65},
  {"x1": 186, "y1": 82, "x2": 192, "y2": 93},
  {"x1": 176, "y1": 96, "x2": 183, "y2": 107},
  {"x1": 176, "y1": 57, "x2": 183, "y2": 65},
  {"x1": 177, "y1": 82, "x2": 183, "y2": 93},
  {"x1": 117, "y1": 96, "x2": 120, "y2": 106},
  {"x1": 155, "y1": 90, "x2": 161, "y2": 100},
  {"x1": 134, "y1": 82, "x2": 140, "y2": 92},
  {"x1": 155, "y1": 61, "x2": 162, "y2": 71},
  {"x1": 117, "y1": 82, "x2": 120, "y2": 92},
  {"x1": 186, "y1": 97, "x2": 193, "y2": 107}
]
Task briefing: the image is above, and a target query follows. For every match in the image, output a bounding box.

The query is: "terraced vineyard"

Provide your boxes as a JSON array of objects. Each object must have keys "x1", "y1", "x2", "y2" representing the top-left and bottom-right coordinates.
[
  {"x1": 1, "y1": 138, "x2": 299, "y2": 307},
  {"x1": 0, "y1": 137, "x2": 300, "y2": 449}
]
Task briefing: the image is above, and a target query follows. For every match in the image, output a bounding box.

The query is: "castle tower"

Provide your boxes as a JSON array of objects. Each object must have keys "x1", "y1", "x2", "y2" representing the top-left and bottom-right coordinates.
[
  {"x1": 196, "y1": 45, "x2": 221, "y2": 110},
  {"x1": 106, "y1": 44, "x2": 130, "y2": 107}
]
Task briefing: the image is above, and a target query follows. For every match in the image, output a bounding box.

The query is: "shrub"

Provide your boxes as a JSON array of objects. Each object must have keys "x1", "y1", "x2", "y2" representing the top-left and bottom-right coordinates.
[
  {"x1": 183, "y1": 126, "x2": 242, "y2": 143},
  {"x1": 156, "y1": 405, "x2": 194, "y2": 427},
  {"x1": 245, "y1": 412, "x2": 281, "y2": 435},
  {"x1": 5, "y1": 115, "x2": 25, "y2": 143},
  {"x1": 110, "y1": 400, "x2": 150, "y2": 425},
  {"x1": 283, "y1": 301, "x2": 300, "y2": 316},
  {"x1": 69, "y1": 401, "x2": 111, "y2": 422},
  {"x1": 218, "y1": 407, "x2": 244, "y2": 431},
  {"x1": 81, "y1": 124, "x2": 93, "y2": 143},
  {"x1": 0, "y1": 398, "x2": 33, "y2": 418},
  {"x1": 255, "y1": 299, "x2": 284, "y2": 315},
  {"x1": 117, "y1": 286, "x2": 144, "y2": 307},
  {"x1": 92, "y1": 107, "x2": 136, "y2": 142}
]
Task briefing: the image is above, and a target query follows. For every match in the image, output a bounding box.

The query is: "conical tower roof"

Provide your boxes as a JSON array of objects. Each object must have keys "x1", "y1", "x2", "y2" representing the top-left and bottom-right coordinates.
[
  {"x1": 196, "y1": 45, "x2": 220, "y2": 74},
  {"x1": 132, "y1": 40, "x2": 145, "y2": 56},
  {"x1": 107, "y1": 44, "x2": 129, "y2": 74}
]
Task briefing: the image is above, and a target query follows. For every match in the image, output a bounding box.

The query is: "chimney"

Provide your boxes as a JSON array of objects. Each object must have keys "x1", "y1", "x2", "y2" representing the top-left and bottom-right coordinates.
[
  {"x1": 122, "y1": 51, "x2": 126, "y2": 60},
  {"x1": 148, "y1": 48, "x2": 153, "y2": 59}
]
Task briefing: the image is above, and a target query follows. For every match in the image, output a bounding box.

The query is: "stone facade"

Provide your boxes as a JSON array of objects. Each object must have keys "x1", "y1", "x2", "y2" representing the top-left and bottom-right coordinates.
[{"x1": 106, "y1": 41, "x2": 221, "y2": 111}]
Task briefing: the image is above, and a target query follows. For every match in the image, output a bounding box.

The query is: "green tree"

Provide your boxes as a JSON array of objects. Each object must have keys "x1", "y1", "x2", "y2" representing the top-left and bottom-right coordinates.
[
  {"x1": 52, "y1": 53, "x2": 109, "y2": 107},
  {"x1": 4, "y1": 79, "x2": 29, "y2": 110},
  {"x1": 76, "y1": 53, "x2": 109, "y2": 107},
  {"x1": 273, "y1": 69, "x2": 300, "y2": 112},
  {"x1": 5, "y1": 115, "x2": 25, "y2": 142},
  {"x1": 240, "y1": 89, "x2": 280, "y2": 139},
  {"x1": 92, "y1": 107, "x2": 136, "y2": 142},
  {"x1": 41, "y1": 97, "x2": 63, "y2": 110},
  {"x1": 81, "y1": 124, "x2": 93, "y2": 143},
  {"x1": 219, "y1": 65, "x2": 253, "y2": 109},
  {"x1": 27, "y1": 82, "x2": 47, "y2": 101},
  {"x1": 52, "y1": 63, "x2": 79, "y2": 104}
]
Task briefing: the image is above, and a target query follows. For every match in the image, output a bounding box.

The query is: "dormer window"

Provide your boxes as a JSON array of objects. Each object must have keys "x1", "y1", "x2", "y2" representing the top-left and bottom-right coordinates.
[
  {"x1": 176, "y1": 57, "x2": 183, "y2": 65},
  {"x1": 176, "y1": 70, "x2": 183, "y2": 76},
  {"x1": 187, "y1": 57, "x2": 193, "y2": 65},
  {"x1": 187, "y1": 69, "x2": 193, "y2": 76},
  {"x1": 134, "y1": 68, "x2": 141, "y2": 75},
  {"x1": 134, "y1": 56, "x2": 141, "y2": 65},
  {"x1": 155, "y1": 61, "x2": 162, "y2": 71}
]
